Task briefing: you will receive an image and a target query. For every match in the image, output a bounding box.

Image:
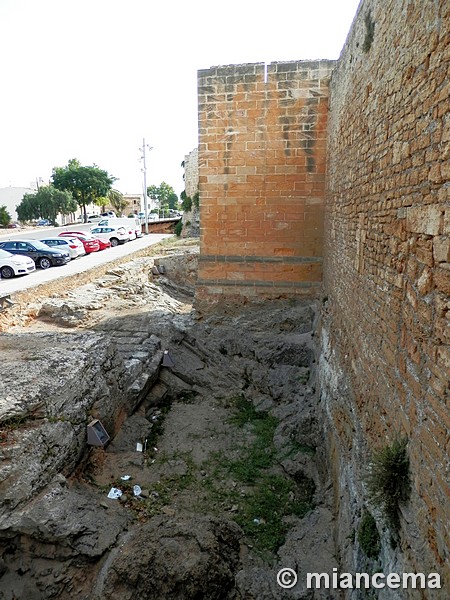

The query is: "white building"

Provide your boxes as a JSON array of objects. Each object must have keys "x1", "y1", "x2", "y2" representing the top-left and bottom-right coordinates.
[{"x1": 0, "y1": 186, "x2": 36, "y2": 221}]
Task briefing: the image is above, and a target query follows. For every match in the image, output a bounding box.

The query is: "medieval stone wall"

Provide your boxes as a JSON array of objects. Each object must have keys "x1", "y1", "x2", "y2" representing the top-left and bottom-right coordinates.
[
  {"x1": 196, "y1": 60, "x2": 334, "y2": 309},
  {"x1": 321, "y1": 0, "x2": 449, "y2": 595},
  {"x1": 183, "y1": 147, "x2": 199, "y2": 199}
]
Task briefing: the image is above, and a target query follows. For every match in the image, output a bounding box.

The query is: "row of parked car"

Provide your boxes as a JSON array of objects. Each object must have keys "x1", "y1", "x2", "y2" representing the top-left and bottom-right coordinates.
[{"x1": 0, "y1": 220, "x2": 142, "y2": 280}]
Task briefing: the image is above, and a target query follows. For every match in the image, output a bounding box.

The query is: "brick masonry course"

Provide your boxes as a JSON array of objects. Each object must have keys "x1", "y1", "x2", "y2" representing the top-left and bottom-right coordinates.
[{"x1": 196, "y1": 59, "x2": 334, "y2": 308}]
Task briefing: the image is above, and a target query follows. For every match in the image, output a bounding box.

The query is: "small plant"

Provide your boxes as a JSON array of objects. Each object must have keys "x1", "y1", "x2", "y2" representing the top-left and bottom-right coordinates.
[
  {"x1": 358, "y1": 511, "x2": 381, "y2": 560},
  {"x1": 174, "y1": 220, "x2": 182, "y2": 237},
  {"x1": 180, "y1": 190, "x2": 192, "y2": 212},
  {"x1": 366, "y1": 437, "x2": 410, "y2": 530}
]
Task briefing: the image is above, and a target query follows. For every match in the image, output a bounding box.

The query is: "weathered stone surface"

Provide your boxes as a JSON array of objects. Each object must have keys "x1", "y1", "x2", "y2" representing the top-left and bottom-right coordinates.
[
  {"x1": 96, "y1": 516, "x2": 241, "y2": 600},
  {"x1": 235, "y1": 509, "x2": 340, "y2": 599},
  {"x1": 0, "y1": 478, "x2": 131, "y2": 600},
  {"x1": 406, "y1": 205, "x2": 442, "y2": 235},
  {"x1": 0, "y1": 332, "x2": 124, "y2": 512}
]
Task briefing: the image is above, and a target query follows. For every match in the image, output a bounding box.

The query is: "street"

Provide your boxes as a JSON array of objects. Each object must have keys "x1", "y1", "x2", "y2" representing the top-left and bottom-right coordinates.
[{"x1": 0, "y1": 224, "x2": 172, "y2": 296}]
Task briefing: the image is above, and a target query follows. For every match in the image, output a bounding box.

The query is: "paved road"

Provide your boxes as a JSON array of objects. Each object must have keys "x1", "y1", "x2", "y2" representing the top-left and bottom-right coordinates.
[
  {"x1": 0, "y1": 223, "x2": 107, "y2": 241},
  {"x1": 0, "y1": 229, "x2": 172, "y2": 296}
]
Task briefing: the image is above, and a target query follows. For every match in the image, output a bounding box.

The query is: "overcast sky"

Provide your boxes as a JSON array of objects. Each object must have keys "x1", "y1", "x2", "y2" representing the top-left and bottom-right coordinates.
[{"x1": 0, "y1": 0, "x2": 361, "y2": 197}]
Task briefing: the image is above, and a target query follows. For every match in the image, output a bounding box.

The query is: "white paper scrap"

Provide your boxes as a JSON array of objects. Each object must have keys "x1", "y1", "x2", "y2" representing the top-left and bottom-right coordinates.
[{"x1": 107, "y1": 487, "x2": 123, "y2": 499}]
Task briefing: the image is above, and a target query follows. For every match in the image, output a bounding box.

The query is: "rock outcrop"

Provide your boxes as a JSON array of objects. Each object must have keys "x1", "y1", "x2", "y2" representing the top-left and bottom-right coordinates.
[{"x1": 0, "y1": 248, "x2": 338, "y2": 599}]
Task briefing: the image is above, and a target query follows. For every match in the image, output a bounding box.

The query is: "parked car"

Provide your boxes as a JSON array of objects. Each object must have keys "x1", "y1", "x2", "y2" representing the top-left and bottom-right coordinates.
[
  {"x1": 40, "y1": 237, "x2": 86, "y2": 259},
  {"x1": 101, "y1": 211, "x2": 116, "y2": 218},
  {"x1": 7, "y1": 223, "x2": 21, "y2": 229},
  {"x1": 94, "y1": 237, "x2": 111, "y2": 250},
  {"x1": 37, "y1": 219, "x2": 51, "y2": 227},
  {"x1": 0, "y1": 240, "x2": 70, "y2": 269},
  {"x1": 87, "y1": 214, "x2": 102, "y2": 223},
  {"x1": 90, "y1": 226, "x2": 130, "y2": 247},
  {"x1": 60, "y1": 231, "x2": 110, "y2": 250},
  {"x1": 0, "y1": 248, "x2": 36, "y2": 278},
  {"x1": 58, "y1": 232, "x2": 100, "y2": 253},
  {"x1": 97, "y1": 217, "x2": 141, "y2": 239}
]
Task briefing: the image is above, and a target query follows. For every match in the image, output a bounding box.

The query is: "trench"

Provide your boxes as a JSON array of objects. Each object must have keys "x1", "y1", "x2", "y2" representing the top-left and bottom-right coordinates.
[{"x1": 0, "y1": 247, "x2": 339, "y2": 600}]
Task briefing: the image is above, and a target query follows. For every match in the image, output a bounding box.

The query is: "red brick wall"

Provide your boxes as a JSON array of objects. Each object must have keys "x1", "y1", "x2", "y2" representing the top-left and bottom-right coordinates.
[
  {"x1": 322, "y1": 0, "x2": 449, "y2": 590},
  {"x1": 196, "y1": 60, "x2": 334, "y2": 309}
]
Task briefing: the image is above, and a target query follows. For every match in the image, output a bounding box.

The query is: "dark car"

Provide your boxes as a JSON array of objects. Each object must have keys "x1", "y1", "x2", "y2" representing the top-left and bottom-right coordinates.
[{"x1": 0, "y1": 239, "x2": 70, "y2": 269}]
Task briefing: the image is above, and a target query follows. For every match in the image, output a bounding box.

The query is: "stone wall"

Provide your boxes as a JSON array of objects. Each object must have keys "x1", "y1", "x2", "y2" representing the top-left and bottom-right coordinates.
[
  {"x1": 321, "y1": 0, "x2": 449, "y2": 595},
  {"x1": 196, "y1": 60, "x2": 334, "y2": 309},
  {"x1": 181, "y1": 147, "x2": 200, "y2": 238},
  {"x1": 183, "y1": 147, "x2": 199, "y2": 199}
]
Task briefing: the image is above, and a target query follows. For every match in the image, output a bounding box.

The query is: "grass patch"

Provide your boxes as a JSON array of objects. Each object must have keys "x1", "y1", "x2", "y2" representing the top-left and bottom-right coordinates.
[{"x1": 200, "y1": 396, "x2": 315, "y2": 555}]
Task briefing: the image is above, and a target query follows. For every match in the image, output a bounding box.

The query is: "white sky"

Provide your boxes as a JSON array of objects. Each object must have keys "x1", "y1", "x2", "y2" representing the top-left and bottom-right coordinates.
[{"x1": 0, "y1": 0, "x2": 361, "y2": 197}]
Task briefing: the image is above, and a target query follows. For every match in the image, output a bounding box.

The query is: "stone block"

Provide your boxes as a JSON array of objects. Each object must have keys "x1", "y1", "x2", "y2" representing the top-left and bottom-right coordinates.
[
  {"x1": 434, "y1": 268, "x2": 450, "y2": 294},
  {"x1": 443, "y1": 209, "x2": 450, "y2": 234},
  {"x1": 433, "y1": 237, "x2": 450, "y2": 263},
  {"x1": 406, "y1": 205, "x2": 442, "y2": 235}
]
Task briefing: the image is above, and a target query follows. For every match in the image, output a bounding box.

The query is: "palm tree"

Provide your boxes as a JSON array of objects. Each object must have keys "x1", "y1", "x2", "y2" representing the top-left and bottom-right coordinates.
[{"x1": 107, "y1": 189, "x2": 128, "y2": 216}]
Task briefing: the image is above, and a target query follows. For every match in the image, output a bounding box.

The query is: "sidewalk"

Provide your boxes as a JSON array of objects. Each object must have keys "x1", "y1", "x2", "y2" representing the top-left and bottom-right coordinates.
[{"x1": 0, "y1": 234, "x2": 172, "y2": 297}]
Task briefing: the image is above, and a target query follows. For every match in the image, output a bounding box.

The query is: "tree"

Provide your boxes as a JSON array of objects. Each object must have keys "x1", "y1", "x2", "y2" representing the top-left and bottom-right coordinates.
[
  {"x1": 16, "y1": 195, "x2": 39, "y2": 222},
  {"x1": 106, "y1": 189, "x2": 128, "y2": 216},
  {"x1": 16, "y1": 186, "x2": 77, "y2": 224},
  {"x1": 147, "y1": 182, "x2": 178, "y2": 211},
  {"x1": 94, "y1": 196, "x2": 109, "y2": 212},
  {"x1": 0, "y1": 205, "x2": 11, "y2": 227},
  {"x1": 51, "y1": 158, "x2": 116, "y2": 221}
]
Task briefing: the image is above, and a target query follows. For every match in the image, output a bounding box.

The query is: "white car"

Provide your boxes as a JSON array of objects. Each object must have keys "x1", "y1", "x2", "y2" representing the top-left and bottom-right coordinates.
[
  {"x1": 89, "y1": 225, "x2": 130, "y2": 247},
  {"x1": 40, "y1": 237, "x2": 86, "y2": 259},
  {"x1": 0, "y1": 248, "x2": 36, "y2": 279}
]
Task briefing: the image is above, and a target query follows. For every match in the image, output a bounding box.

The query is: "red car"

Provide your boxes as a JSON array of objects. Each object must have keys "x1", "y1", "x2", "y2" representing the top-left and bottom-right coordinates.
[
  {"x1": 59, "y1": 232, "x2": 100, "y2": 253},
  {"x1": 94, "y1": 237, "x2": 111, "y2": 251},
  {"x1": 60, "y1": 231, "x2": 111, "y2": 251}
]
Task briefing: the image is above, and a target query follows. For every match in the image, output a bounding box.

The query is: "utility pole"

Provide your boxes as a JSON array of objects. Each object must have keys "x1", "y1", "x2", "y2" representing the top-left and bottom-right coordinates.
[{"x1": 139, "y1": 138, "x2": 153, "y2": 235}]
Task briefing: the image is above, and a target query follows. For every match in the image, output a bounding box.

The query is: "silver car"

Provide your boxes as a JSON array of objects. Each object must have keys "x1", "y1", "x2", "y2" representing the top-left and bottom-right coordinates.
[{"x1": 40, "y1": 237, "x2": 86, "y2": 259}]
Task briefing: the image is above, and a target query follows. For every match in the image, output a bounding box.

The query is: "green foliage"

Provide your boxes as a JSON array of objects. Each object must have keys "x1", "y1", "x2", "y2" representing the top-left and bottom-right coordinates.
[
  {"x1": 106, "y1": 189, "x2": 128, "y2": 215},
  {"x1": 234, "y1": 473, "x2": 313, "y2": 553},
  {"x1": 16, "y1": 185, "x2": 76, "y2": 224},
  {"x1": 0, "y1": 205, "x2": 11, "y2": 227},
  {"x1": 181, "y1": 192, "x2": 192, "y2": 212},
  {"x1": 51, "y1": 158, "x2": 116, "y2": 218},
  {"x1": 174, "y1": 220, "x2": 182, "y2": 237},
  {"x1": 193, "y1": 191, "x2": 200, "y2": 208},
  {"x1": 366, "y1": 437, "x2": 410, "y2": 530},
  {"x1": 147, "y1": 181, "x2": 178, "y2": 209},
  {"x1": 94, "y1": 196, "x2": 109, "y2": 211},
  {"x1": 202, "y1": 396, "x2": 315, "y2": 554},
  {"x1": 358, "y1": 511, "x2": 381, "y2": 560}
]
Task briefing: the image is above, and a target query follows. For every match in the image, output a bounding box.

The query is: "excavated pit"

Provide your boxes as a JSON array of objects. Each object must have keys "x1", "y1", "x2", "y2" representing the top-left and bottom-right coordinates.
[{"x1": 0, "y1": 242, "x2": 340, "y2": 600}]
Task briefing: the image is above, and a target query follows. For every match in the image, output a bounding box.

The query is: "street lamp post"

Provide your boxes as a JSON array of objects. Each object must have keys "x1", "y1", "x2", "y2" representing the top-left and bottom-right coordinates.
[{"x1": 140, "y1": 138, "x2": 153, "y2": 235}]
